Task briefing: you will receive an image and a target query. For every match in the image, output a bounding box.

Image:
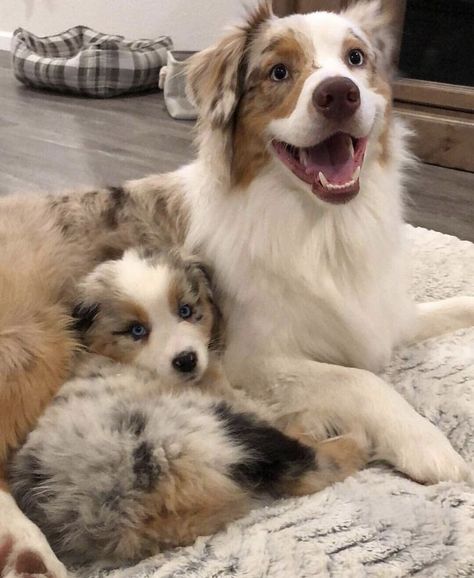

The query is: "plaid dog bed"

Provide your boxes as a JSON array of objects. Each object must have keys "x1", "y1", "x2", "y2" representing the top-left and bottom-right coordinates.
[{"x1": 11, "y1": 26, "x2": 172, "y2": 98}]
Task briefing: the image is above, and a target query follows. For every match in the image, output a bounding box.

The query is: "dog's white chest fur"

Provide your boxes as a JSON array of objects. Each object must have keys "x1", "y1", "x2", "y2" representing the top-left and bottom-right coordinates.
[{"x1": 183, "y1": 147, "x2": 414, "y2": 374}]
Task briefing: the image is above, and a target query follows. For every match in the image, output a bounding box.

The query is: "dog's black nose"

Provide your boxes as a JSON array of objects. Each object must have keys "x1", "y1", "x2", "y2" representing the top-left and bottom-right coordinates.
[
  {"x1": 313, "y1": 77, "x2": 360, "y2": 120},
  {"x1": 172, "y1": 351, "x2": 198, "y2": 373}
]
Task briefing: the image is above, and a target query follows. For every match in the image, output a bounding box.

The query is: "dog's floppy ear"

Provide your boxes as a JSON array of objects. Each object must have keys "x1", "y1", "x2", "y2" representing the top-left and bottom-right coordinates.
[
  {"x1": 186, "y1": 0, "x2": 274, "y2": 128},
  {"x1": 342, "y1": 0, "x2": 395, "y2": 72},
  {"x1": 186, "y1": 29, "x2": 247, "y2": 129}
]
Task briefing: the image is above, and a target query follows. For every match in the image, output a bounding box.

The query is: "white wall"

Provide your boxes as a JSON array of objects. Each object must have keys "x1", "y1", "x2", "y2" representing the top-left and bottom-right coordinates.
[{"x1": 0, "y1": 0, "x2": 256, "y2": 51}]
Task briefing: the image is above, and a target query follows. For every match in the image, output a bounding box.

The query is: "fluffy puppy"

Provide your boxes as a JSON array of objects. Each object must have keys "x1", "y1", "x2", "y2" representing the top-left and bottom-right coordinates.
[{"x1": 8, "y1": 250, "x2": 366, "y2": 566}]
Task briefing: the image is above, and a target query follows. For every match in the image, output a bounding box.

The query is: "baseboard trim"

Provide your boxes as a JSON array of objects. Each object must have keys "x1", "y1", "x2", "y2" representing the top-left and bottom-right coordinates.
[{"x1": 0, "y1": 31, "x2": 13, "y2": 52}]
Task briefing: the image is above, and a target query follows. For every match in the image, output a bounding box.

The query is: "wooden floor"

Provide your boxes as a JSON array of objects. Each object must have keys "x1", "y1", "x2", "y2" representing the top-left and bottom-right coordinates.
[{"x1": 0, "y1": 51, "x2": 472, "y2": 241}]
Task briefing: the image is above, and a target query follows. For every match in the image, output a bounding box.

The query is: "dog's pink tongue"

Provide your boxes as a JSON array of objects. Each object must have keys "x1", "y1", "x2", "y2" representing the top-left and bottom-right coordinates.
[{"x1": 307, "y1": 133, "x2": 354, "y2": 184}]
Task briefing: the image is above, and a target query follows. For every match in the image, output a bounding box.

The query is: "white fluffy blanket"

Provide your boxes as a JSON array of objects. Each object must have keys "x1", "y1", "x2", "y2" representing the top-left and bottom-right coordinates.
[{"x1": 92, "y1": 226, "x2": 474, "y2": 578}]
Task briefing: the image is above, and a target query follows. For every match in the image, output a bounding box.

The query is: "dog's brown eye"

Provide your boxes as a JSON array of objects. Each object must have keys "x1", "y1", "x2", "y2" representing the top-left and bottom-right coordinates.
[
  {"x1": 348, "y1": 49, "x2": 365, "y2": 67},
  {"x1": 270, "y1": 63, "x2": 289, "y2": 81}
]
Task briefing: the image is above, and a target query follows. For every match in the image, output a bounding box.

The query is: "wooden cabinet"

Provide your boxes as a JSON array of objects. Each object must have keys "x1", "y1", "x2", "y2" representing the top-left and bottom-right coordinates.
[{"x1": 273, "y1": 0, "x2": 474, "y2": 171}]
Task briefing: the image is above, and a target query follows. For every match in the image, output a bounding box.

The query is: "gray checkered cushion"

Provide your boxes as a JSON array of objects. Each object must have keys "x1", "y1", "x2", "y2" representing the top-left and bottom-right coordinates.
[{"x1": 11, "y1": 26, "x2": 172, "y2": 98}]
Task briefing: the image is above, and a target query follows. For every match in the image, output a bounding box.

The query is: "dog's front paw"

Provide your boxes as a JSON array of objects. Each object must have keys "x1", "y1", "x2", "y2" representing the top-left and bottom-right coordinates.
[
  {"x1": 0, "y1": 520, "x2": 67, "y2": 578},
  {"x1": 388, "y1": 421, "x2": 472, "y2": 485}
]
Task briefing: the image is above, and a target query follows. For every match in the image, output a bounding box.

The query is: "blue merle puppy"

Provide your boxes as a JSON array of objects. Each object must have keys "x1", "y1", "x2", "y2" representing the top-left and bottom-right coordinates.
[{"x1": 8, "y1": 249, "x2": 366, "y2": 566}]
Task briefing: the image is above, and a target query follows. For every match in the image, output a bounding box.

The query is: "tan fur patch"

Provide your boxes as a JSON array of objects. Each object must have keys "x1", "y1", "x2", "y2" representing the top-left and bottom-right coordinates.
[
  {"x1": 316, "y1": 435, "x2": 368, "y2": 476},
  {"x1": 187, "y1": 0, "x2": 274, "y2": 130},
  {"x1": 341, "y1": 33, "x2": 372, "y2": 73},
  {"x1": 342, "y1": 32, "x2": 393, "y2": 165},
  {"x1": 0, "y1": 302, "x2": 77, "y2": 463},
  {"x1": 81, "y1": 293, "x2": 150, "y2": 364},
  {"x1": 232, "y1": 33, "x2": 314, "y2": 188},
  {"x1": 187, "y1": 28, "x2": 248, "y2": 129},
  {"x1": 342, "y1": 1, "x2": 394, "y2": 72},
  {"x1": 15, "y1": 550, "x2": 48, "y2": 575},
  {"x1": 133, "y1": 457, "x2": 251, "y2": 557},
  {"x1": 167, "y1": 276, "x2": 182, "y2": 314},
  {"x1": 0, "y1": 200, "x2": 83, "y2": 468},
  {"x1": 278, "y1": 429, "x2": 367, "y2": 496},
  {"x1": 0, "y1": 534, "x2": 13, "y2": 574},
  {"x1": 341, "y1": 4, "x2": 394, "y2": 165},
  {"x1": 372, "y1": 74, "x2": 393, "y2": 164}
]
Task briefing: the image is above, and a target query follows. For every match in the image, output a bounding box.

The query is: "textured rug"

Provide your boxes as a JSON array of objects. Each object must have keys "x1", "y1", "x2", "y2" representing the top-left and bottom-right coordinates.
[{"x1": 89, "y1": 226, "x2": 474, "y2": 578}]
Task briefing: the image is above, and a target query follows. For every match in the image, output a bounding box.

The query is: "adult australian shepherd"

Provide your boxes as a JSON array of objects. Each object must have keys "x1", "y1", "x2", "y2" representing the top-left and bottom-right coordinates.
[{"x1": 0, "y1": 1, "x2": 472, "y2": 576}]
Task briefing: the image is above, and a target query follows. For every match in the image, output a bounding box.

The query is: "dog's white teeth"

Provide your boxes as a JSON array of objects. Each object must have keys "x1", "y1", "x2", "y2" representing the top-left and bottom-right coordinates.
[
  {"x1": 319, "y1": 171, "x2": 329, "y2": 188},
  {"x1": 319, "y1": 168, "x2": 360, "y2": 191}
]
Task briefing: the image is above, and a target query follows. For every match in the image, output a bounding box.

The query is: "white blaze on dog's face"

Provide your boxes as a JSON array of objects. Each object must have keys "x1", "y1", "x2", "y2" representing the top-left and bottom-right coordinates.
[
  {"x1": 188, "y1": 0, "x2": 393, "y2": 205},
  {"x1": 73, "y1": 250, "x2": 222, "y2": 383}
]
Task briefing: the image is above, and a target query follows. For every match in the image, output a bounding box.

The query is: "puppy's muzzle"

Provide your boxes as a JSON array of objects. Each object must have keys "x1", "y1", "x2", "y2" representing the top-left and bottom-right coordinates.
[{"x1": 172, "y1": 350, "x2": 198, "y2": 373}]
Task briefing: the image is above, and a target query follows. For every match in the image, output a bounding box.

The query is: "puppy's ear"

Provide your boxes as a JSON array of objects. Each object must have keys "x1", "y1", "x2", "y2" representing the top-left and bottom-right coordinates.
[
  {"x1": 182, "y1": 255, "x2": 212, "y2": 286},
  {"x1": 184, "y1": 258, "x2": 225, "y2": 353},
  {"x1": 186, "y1": 0, "x2": 274, "y2": 128},
  {"x1": 190, "y1": 260, "x2": 213, "y2": 288},
  {"x1": 71, "y1": 302, "x2": 100, "y2": 334},
  {"x1": 208, "y1": 295, "x2": 225, "y2": 354},
  {"x1": 342, "y1": 0, "x2": 395, "y2": 72}
]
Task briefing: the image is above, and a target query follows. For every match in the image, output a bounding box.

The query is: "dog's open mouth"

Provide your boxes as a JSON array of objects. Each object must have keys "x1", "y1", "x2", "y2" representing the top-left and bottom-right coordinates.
[{"x1": 272, "y1": 133, "x2": 368, "y2": 204}]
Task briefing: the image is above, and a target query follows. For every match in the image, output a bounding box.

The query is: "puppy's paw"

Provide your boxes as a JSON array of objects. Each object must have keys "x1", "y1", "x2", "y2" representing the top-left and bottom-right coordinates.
[{"x1": 0, "y1": 519, "x2": 67, "y2": 578}]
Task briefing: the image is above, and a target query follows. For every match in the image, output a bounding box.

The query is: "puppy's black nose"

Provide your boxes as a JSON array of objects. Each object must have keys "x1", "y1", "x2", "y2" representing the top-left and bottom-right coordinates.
[
  {"x1": 172, "y1": 351, "x2": 198, "y2": 373},
  {"x1": 313, "y1": 77, "x2": 360, "y2": 120}
]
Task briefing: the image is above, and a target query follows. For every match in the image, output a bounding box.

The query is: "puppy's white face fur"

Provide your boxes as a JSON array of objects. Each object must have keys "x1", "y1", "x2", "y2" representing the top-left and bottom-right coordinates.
[
  {"x1": 188, "y1": 0, "x2": 392, "y2": 205},
  {"x1": 112, "y1": 253, "x2": 210, "y2": 381},
  {"x1": 74, "y1": 250, "x2": 220, "y2": 384}
]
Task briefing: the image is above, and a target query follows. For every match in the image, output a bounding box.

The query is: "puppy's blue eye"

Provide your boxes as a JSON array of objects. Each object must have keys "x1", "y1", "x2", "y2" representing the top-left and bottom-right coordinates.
[
  {"x1": 178, "y1": 304, "x2": 193, "y2": 320},
  {"x1": 129, "y1": 323, "x2": 149, "y2": 340},
  {"x1": 270, "y1": 63, "x2": 289, "y2": 81}
]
